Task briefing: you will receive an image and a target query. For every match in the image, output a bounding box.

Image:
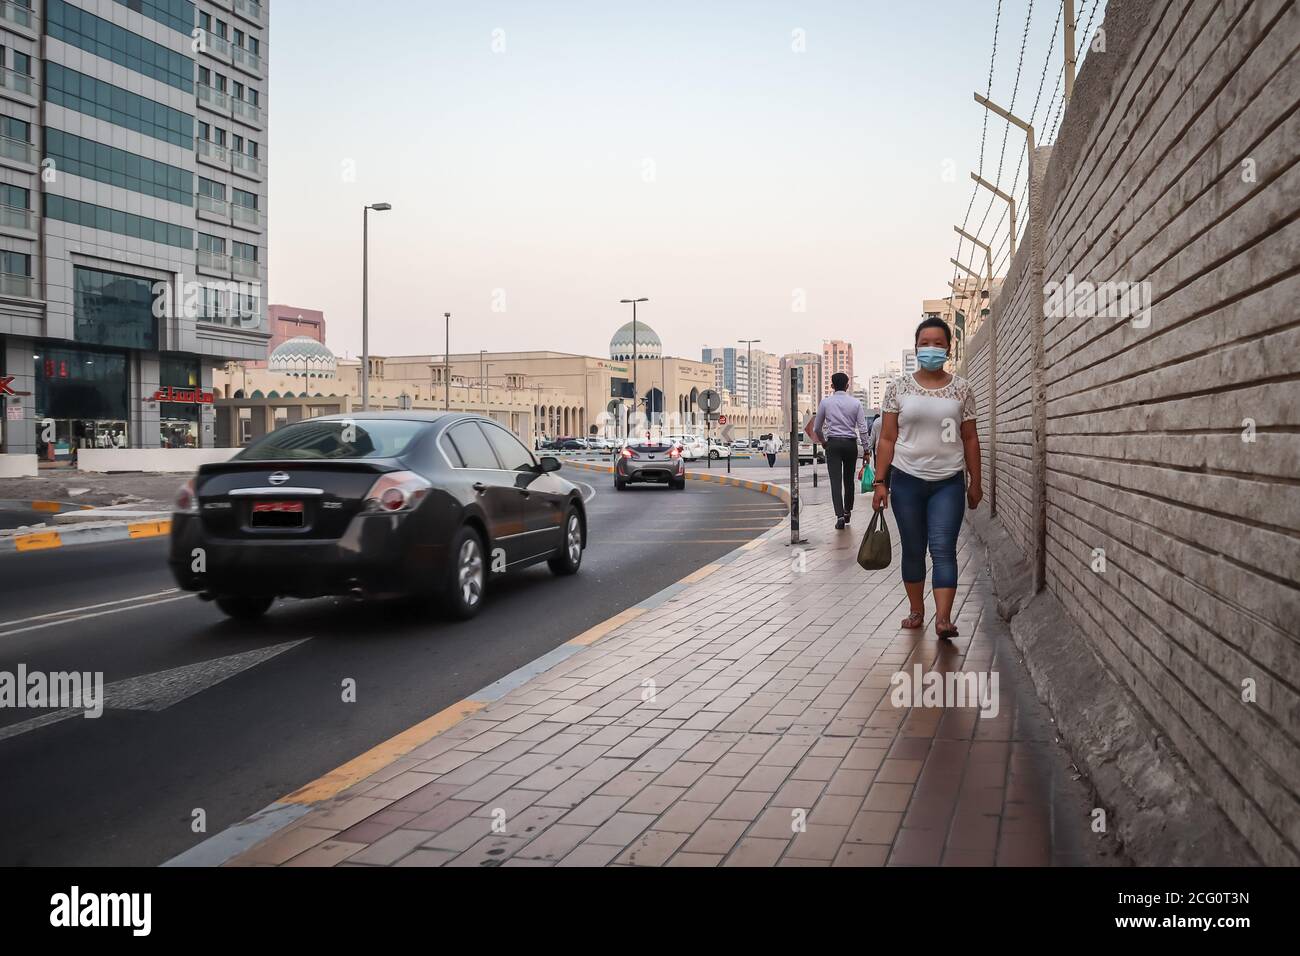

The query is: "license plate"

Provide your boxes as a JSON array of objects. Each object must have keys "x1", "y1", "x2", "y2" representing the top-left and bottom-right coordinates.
[{"x1": 250, "y1": 500, "x2": 304, "y2": 527}]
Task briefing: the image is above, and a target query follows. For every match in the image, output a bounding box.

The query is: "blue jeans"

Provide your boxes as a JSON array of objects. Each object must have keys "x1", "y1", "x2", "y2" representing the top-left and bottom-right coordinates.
[{"x1": 889, "y1": 467, "x2": 965, "y2": 589}]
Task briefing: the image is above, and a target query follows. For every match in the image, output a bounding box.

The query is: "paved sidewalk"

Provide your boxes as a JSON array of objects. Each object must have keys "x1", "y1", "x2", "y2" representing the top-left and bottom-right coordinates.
[{"x1": 226, "y1": 486, "x2": 1118, "y2": 867}]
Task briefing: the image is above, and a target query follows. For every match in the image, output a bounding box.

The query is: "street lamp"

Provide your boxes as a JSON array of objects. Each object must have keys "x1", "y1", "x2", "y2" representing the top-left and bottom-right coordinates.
[
  {"x1": 620, "y1": 297, "x2": 648, "y2": 434},
  {"x1": 739, "y1": 338, "x2": 761, "y2": 445},
  {"x1": 361, "y1": 202, "x2": 391, "y2": 411},
  {"x1": 443, "y1": 313, "x2": 451, "y2": 411}
]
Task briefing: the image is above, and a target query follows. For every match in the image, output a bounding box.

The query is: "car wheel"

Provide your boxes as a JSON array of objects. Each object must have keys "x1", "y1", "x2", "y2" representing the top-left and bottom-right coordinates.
[
  {"x1": 708, "y1": 449, "x2": 719, "y2": 459},
  {"x1": 548, "y1": 508, "x2": 584, "y2": 576},
  {"x1": 671, "y1": 477, "x2": 686, "y2": 490},
  {"x1": 215, "y1": 595, "x2": 273, "y2": 621},
  {"x1": 614, "y1": 476, "x2": 627, "y2": 490},
  {"x1": 441, "y1": 525, "x2": 487, "y2": 620}
]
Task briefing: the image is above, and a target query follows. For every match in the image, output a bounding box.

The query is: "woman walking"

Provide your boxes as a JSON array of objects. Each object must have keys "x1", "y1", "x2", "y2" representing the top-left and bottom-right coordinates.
[{"x1": 871, "y1": 317, "x2": 983, "y2": 640}]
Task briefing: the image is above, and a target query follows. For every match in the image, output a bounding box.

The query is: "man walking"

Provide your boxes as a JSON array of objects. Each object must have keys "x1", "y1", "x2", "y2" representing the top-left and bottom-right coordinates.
[
  {"x1": 809, "y1": 372, "x2": 871, "y2": 530},
  {"x1": 763, "y1": 434, "x2": 781, "y2": 467}
]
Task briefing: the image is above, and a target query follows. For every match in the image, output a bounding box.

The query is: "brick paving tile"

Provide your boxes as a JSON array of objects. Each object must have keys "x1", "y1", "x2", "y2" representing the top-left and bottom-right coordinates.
[
  {"x1": 713, "y1": 789, "x2": 771, "y2": 822},
  {"x1": 393, "y1": 848, "x2": 457, "y2": 867},
  {"x1": 283, "y1": 840, "x2": 366, "y2": 867},
  {"x1": 588, "y1": 812, "x2": 657, "y2": 846},
  {"x1": 723, "y1": 837, "x2": 789, "y2": 867},
  {"x1": 889, "y1": 827, "x2": 946, "y2": 866},
  {"x1": 234, "y1": 825, "x2": 337, "y2": 865},
  {"x1": 389, "y1": 783, "x2": 466, "y2": 814},
  {"x1": 557, "y1": 842, "x2": 624, "y2": 866},
  {"x1": 623, "y1": 785, "x2": 687, "y2": 815},
  {"x1": 777, "y1": 857, "x2": 830, "y2": 867},
  {"x1": 654, "y1": 761, "x2": 711, "y2": 788},
  {"x1": 597, "y1": 770, "x2": 659, "y2": 798},
  {"x1": 344, "y1": 828, "x2": 439, "y2": 865},
  {"x1": 736, "y1": 764, "x2": 791, "y2": 792},
  {"x1": 681, "y1": 773, "x2": 741, "y2": 805},
  {"x1": 846, "y1": 810, "x2": 904, "y2": 845},
  {"x1": 408, "y1": 799, "x2": 481, "y2": 832},
  {"x1": 832, "y1": 843, "x2": 889, "y2": 867},
  {"x1": 786, "y1": 824, "x2": 850, "y2": 861},
  {"x1": 559, "y1": 794, "x2": 628, "y2": 827},
  {"x1": 653, "y1": 800, "x2": 718, "y2": 833},
  {"x1": 770, "y1": 779, "x2": 826, "y2": 809},
  {"x1": 863, "y1": 782, "x2": 913, "y2": 813},
  {"x1": 681, "y1": 819, "x2": 748, "y2": 856},
  {"x1": 617, "y1": 829, "x2": 690, "y2": 866},
  {"x1": 514, "y1": 824, "x2": 595, "y2": 861},
  {"x1": 666, "y1": 852, "x2": 724, "y2": 867},
  {"x1": 746, "y1": 806, "x2": 803, "y2": 841}
]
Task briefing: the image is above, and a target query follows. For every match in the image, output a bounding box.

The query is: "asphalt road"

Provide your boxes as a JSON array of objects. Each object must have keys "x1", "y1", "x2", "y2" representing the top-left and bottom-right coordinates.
[{"x1": 0, "y1": 468, "x2": 786, "y2": 866}]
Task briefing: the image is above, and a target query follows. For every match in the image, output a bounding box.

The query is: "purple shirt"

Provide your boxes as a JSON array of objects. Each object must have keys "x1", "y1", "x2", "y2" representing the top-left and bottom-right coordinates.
[{"x1": 813, "y1": 391, "x2": 870, "y2": 446}]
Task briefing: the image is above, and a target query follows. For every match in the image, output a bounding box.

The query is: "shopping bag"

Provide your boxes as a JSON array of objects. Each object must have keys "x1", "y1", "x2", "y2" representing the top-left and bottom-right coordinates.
[
  {"x1": 859, "y1": 464, "x2": 875, "y2": 494},
  {"x1": 856, "y1": 509, "x2": 892, "y2": 571}
]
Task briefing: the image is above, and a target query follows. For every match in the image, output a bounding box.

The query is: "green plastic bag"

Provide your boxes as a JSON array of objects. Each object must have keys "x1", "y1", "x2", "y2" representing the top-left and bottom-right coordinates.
[{"x1": 860, "y1": 463, "x2": 875, "y2": 494}]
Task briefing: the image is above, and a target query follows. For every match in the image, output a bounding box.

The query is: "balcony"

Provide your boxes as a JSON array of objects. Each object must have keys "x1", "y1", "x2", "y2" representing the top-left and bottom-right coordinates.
[
  {"x1": 0, "y1": 66, "x2": 34, "y2": 99},
  {"x1": 197, "y1": 250, "x2": 231, "y2": 276},
  {"x1": 232, "y1": 203, "x2": 262, "y2": 230},
  {"x1": 232, "y1": 256, "x2": 259, "y2": 279},
  {"x1": 197, "y1": 83, "x2": 231, "y2": 115},
  {"x1": 232, "y1": 97, "x2": 262, "y2": 127},
  {"x1": 198, "y1": 30, "x2": 232, "y2": 60},
  {"x1": 0, "y1": 203, "x2": 32, "y2": 230},
  {"x1": 196, "y1": 137, "x2": 230, "y2": 168},
  {"x1": 0, "y1": 134, "x2": 34, "y2": 166},
  {"x1": 0, "y1": 1, "x2": 32, "y2": 32},
  {"x1": 234, "y1": 0, "x2": 263, "y2": 24},
  {"x1": 0, "y1": 271, "x2": 33, "y2": 298},
  {"x1": 232, "y1": 45, "x2": 263, "y2": 76},
  {"x1": 197, "y1": 193, "x2": 229, "y2": 220},
  {"x1": 231, "y1": 150, "x2": 263, "y2": 179}
]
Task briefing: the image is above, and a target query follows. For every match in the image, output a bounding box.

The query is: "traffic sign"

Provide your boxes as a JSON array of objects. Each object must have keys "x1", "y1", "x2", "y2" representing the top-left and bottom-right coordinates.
[
  {"x1": 719, "y1": 414, "x2": 728, "y2": 425},
  {"x1": 698, "y1": 389, "x2": 722, "y2": 414}
]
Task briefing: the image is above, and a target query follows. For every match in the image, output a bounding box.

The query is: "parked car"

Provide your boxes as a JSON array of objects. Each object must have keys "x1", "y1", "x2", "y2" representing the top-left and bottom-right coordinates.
[
  {"x1": 169, "y1": 412, "x2": 587, "y2": 621},
  {"x1": 615, "y1": 439, "x2": 686, "y2": 490},
  {"x1": 797, "y1": 439, "x2": 827, "y2": 464}
]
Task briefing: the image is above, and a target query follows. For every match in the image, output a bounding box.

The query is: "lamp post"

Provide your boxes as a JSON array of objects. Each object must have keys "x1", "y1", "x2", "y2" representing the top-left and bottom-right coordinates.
[
  {"x1": 443, "y1": 313, "x2": 451, "y2": 411},
  {"x1": 620, "y1": 297, "x2": 648, "y2": 434},
  {"x1": 360, "y1": 202, "x2": 391, "y2": 411},
  {"x1": 480, "y1": 349, "x2": 486, "y2": 405},
  {"x1": 739, "y1": 338, "x2": 761, "y2": 446}
]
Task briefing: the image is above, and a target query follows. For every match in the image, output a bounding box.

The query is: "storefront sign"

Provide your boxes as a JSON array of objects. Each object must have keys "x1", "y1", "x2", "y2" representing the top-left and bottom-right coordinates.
[
  {"x1": 6, "y1": 405, "x2": 22, "y2": 421},
  {"x1": 150, "y1": 386, "x2": 214, "y2": 405},
  {"x1": 0, "y1": 375, "x2": 32, "y2": 397}
]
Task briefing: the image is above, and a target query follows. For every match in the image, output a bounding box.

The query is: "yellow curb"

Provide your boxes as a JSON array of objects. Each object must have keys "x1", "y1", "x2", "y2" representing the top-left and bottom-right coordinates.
[
  {"x1": 679, "y1": 563, "x2": 720, "y2": 584},
  {"x1": 280, "y1": 699, "x2": 488, "y2": 805},
  {"x1": 32, "y1": 501, "x2": 63, "y2": 513},
  {"x1": 14, "y1": 530, "x2": 62, "y2": 551},
  {"x1": 567, "y1": 606, "x2": 646, "y2": 646},
  {"x1": 127, "y1": 520, "x2": 172, "y2": 538}
]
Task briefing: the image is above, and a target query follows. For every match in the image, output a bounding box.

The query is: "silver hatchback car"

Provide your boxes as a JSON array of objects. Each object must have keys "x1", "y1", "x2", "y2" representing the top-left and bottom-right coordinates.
[{"x1": 615, "y1": 439, "x2": 686, "y2": 490}]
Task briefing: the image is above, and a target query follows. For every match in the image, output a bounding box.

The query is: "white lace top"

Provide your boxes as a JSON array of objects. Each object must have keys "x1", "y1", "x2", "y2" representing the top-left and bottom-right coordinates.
[{"x1": 882, "y1": 373, "x2": 976, "y2": 481}]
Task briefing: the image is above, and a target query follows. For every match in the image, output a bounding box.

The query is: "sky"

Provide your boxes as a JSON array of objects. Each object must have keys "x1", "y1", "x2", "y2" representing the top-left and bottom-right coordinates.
[{"x1": 267, "y1": 0, "x2": 1107, "y2": 381}]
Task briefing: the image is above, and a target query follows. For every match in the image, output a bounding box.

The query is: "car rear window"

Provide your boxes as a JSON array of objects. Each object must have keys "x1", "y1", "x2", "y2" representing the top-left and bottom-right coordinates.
[
  {"x1": 631, "y1": 443, "x2": 674, "y2": 452},
  {"x1": 236, "y1": 420, "x2": 425, "y2": 460}
]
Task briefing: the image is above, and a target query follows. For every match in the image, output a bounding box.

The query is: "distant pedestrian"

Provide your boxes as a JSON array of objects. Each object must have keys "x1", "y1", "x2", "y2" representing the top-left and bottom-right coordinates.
[
  {"x1": 810, "y1": 371, "x2": 871, "y2": 530},
  {"x1": 872, "y1": 316, "x2": 983, "y2": 641},
  {"x1": 763, "y1": 435, "x2": 781, "y2": 467}
]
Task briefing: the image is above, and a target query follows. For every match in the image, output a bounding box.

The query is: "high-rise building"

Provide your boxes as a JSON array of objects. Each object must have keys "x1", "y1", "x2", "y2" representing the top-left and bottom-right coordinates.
[
  {"x1": 780, "y1": 351, "x2": 821, "y2": 427},
  {"x1": 922, "y1": 275, "x2": 1004, "y2": 367},
  {"x1": 821, "y1": 339, "x2": 853, "y2": 396},
  {"x1": 1, "y1": 0, "x2": 270, "y2": 460}
]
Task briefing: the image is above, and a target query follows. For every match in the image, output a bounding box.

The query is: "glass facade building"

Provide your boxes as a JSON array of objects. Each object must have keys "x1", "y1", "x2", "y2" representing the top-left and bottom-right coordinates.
[{"x1": 0, "y1": 0, "x2": 270, "y2": 461}]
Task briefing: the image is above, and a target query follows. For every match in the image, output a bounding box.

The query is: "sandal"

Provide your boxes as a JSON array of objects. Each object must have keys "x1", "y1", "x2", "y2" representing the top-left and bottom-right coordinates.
[
  {"x1": 936, "y1": 621, "x2": 960, "y2": 641},
  {"x1": 901, "y1": 610, "x2": 924, "y2": 629}
]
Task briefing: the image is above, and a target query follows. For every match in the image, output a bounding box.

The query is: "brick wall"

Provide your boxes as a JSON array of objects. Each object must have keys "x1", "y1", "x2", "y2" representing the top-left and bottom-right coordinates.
[{"x1": 960, "y1": 0, "x2": 1299, "y2": 863}]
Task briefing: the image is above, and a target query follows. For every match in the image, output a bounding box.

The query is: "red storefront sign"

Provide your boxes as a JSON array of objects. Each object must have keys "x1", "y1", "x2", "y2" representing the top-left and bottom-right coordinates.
[
  {"x1": 0, "y1": 375, "x2": 31, "y2": 397},
  {"x1": 150, "y1": 386, "x2": 214, "y2": 405}
]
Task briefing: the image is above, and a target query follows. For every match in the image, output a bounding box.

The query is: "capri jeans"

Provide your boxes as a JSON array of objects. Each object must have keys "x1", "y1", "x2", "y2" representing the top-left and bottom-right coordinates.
[{"x1": 888, "y1": 467, "x2": 965, "y2": 589}]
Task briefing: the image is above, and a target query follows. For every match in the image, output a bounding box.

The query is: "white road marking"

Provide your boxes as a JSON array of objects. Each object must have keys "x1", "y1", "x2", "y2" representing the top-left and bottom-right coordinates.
[
  {"x1": 0, "y1": 594, "x2": 191, "y2": 640},
  {"x1": 0, "y1": 639, "x2": 310, "y2": 742},
  {"x1": 0, "y1": 589, "x2": 180, "y2": 630}
]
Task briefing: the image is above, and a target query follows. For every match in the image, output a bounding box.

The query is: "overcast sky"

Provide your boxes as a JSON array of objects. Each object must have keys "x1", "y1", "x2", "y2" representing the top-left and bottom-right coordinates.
[{"x1": 267, "y1": 0, "x2": 1106, "y2": 379}]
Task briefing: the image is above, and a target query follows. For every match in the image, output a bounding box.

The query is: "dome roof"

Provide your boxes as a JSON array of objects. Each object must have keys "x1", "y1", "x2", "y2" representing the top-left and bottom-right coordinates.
[
  {"x1": 269, "y1": 336, "x2": 337, "y2": 375},
  {"x1": 610, "y1": 320, "x2": 661, "y2": 360}
]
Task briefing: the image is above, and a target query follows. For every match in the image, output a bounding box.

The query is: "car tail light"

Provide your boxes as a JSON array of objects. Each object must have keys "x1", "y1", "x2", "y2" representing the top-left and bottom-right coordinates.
[
  {"x1": 363, "y1": 471, "x2": 432, "y2": 513},
  {"x1": 173, "y1": 478, "x2": 198, "y2": 514},
  {"x1": 621, "y1": 447, "x2": 635, "y2": 459},
  {"x1": 668, "y1": 446, "x2": 681, "y2": 458}
]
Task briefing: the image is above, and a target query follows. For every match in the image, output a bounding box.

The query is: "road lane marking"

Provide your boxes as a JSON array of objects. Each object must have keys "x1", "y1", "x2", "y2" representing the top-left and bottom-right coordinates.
[
  {"x1": 0, "y1": 594, "x2": 190, "y2": 639},
  {"x1": 566, "y1": 607, "x2": 645, "y2": 645},
  {"x1": 679, "y1": 563, "x2": 720, "y2": 584},
  {"x1": 0, "y1": 589, "x2": 181, "y2": 630},
  {"x1": 0, "y1": 639, "x2": 310, "y2": 742}
]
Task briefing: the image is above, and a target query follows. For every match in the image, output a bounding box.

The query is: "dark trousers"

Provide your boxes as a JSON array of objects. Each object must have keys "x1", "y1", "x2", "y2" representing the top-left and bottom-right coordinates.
[
  {"x1": 823, "y1": 437, "x2": 858, "y2": 517},
  {"x1": 766, "y1": 453, "x2": 777, "y2": 467}
]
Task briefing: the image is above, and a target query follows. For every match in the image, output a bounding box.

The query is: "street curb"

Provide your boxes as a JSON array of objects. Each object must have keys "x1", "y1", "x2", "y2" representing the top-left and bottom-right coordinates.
[
  {"x1": 0, "y1": 518, "x2": 171, "y2": 554},
  {"x1": 165, "y1": 469, "x2": 793, "y2": 867},
  {"x1": 0, "y1": 498, "x2": 95, "y2": 513}
]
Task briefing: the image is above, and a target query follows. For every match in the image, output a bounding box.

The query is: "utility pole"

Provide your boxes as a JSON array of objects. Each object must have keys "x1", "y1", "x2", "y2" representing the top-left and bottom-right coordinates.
[
  {"x1": 360, "y1": 201, "x2": 391, "y2": 411},
  {"x1": 443, "y1": 313, "x2": 451, "y2": 411},
  {"x1": 619, "y1": 297, "x2": 648, "y2": 433},
  {"x1": 480, "y1": 349, "x2": 486, "y2": 405}
]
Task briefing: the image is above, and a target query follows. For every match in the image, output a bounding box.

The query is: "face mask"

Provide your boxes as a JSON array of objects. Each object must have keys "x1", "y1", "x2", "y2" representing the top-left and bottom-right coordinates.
[{"x1": 916, "y1": 346, "x2": 948, "y2": 370}]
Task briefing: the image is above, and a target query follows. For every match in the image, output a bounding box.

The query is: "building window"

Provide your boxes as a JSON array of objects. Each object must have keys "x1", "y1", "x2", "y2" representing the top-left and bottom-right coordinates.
[
  {"x1": 1, "y1": 250, "x2": 30, "y2": 277},
  {"x1": 44, "y1": 128, "x2": 193, "y2": 206},
  {"x1": 198, "y1": 232, "x2": 226, "y2": 255},
  {"x1": 198, "y1": 177, "x2": 226, "y2": 201},
  {"x1": 0, "y1": 184, "x2": 28, "y2": 211},
  {"x1": 159, "y1": 355, "x2": 201, "y2": 448},
  {"x1": 111, "y1": 0, "x2": 194, "y2": 35},
  {"x1": 2, "y1": 116, "x2": 30, "y2": 143},
  {"x1": 47, "y1": 0, "x2": 194, "y2": 93},
  {"x1": 72, "y1": 266, "x2": 160, "y2": 350},
  {"x1": 45, "y1": 195, "x2": 194, "y2": 249},
  {"x1": 33, "y1": 345, "x2": 130, "y2": 460},
  {"x1": 232, "y1": 240, "x2": 257, "y2": 263},
  {"x1": 44, "y1": 63, "x2": 194, "y2": 148},
  {"x1": 232, "y1": 187, "x2": 257, "y2": 210}
]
